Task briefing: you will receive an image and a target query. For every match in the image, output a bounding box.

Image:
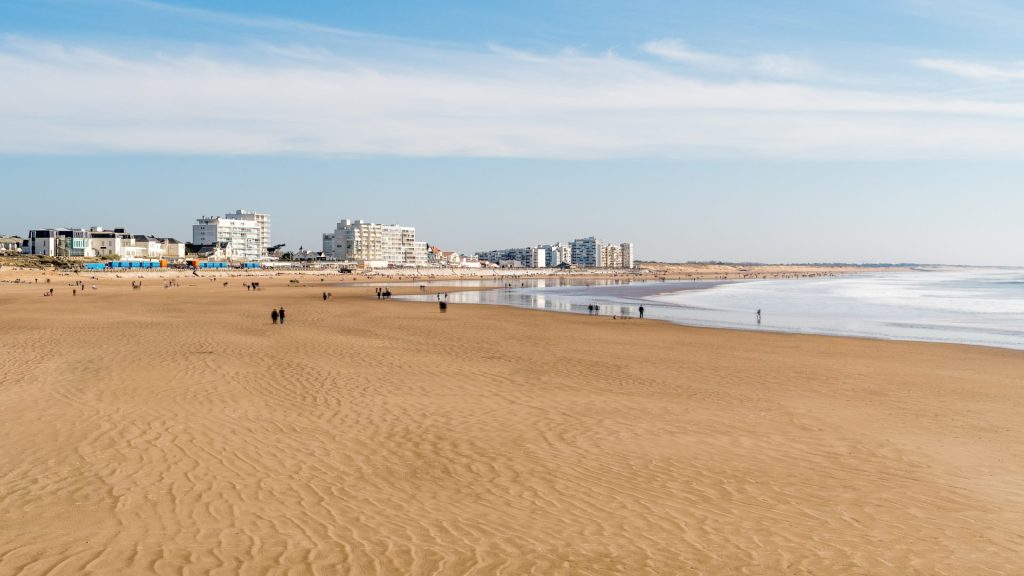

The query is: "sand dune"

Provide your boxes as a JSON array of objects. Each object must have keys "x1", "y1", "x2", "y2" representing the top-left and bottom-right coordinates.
[{"x1": 1, "y1": 271, "x2": 1022, "y2": 574}]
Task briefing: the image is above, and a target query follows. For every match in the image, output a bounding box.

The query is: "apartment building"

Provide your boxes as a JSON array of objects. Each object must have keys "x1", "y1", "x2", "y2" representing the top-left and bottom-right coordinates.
[
  {"x1": 542, "y1": 243, "x2": 572, "y2": 267},
  {"x1": 223, "y1": 210, "x2": 271, "y2": 258},
  {"x1": 570, "y1": 237, "x2": 635, "y2": 268},
  {"x1": 570, "y1": 237, "x2": 603, "y2": 267},
  {"x1": 323, "y1": 219, "x2": 427, "y2": 267},
  {"x1": 193, "y1": 216, "x2": 261, "y2": 261},
  {"x1": 476, "y1": 247, "x2": 547, "y2": 268}
]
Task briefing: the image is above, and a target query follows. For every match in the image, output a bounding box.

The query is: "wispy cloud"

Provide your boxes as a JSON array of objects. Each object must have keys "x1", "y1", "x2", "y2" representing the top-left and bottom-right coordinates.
[
  {"x1": 641, "y1": 39, "x2": 818, "y2": 79},
  {"x1": 915, "y1": 58, "x2": 1024, "y2": 80},
  {"x1": 4, "y1": 14, "x2": 1024, "y2": 160}
]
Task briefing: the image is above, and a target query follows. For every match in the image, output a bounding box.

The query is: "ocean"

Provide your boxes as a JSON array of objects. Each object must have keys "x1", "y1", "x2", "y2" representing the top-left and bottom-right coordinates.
[{"x1": 401, "y1": 268, "x2": 1024, "y2": 350}]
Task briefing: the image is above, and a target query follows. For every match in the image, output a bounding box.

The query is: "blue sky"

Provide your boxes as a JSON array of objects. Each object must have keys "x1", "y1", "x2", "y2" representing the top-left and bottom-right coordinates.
[{"x1": 1, "y1": 0, "x2": 1023, "y2": 264}]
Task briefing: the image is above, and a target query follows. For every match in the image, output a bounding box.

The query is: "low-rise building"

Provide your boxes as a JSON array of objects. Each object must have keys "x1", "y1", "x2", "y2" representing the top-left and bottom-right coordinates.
[
  {"x1": 0, "y1": 236, "x2": 24, "y2": 254},
  {"x1": 188, "y1": 242, "x2": 233, "y2": 260},
  {"x1": 476, "y1": 246, "x2": 547, "y2": 268},
  {"x1": 25, "y1": 227, "x2": 185, "y2": 260}
]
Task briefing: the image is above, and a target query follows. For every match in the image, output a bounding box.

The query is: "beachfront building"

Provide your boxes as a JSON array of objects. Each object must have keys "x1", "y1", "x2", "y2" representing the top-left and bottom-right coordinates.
[
  {"x1": 0, "y1": 236, "x2": 24, "y2": 254},
  {"x1": 542, "y1": 243, "x2": 572, "y2": 267},
  {"x1": 188, "y1": 242, "x2": 233, "y2": 260},
  {"x1": 569, "y1": 237, "x2": 636, "y2": 269},
  {"x1": 26, "y1": 228, "x2": 94, "y2": 257},
  {"x1": 223, "y1": 210, "x2": 271, "y2": 258},
  {"x1": 91, "y1": 228, "x2": 186, "y2": 260},
  {"x1": 571, "y1": 237, "x2": 603, "y2": 267},
  {"x1": 323, "y1": 219, "x2": 428, "y2": 267},
  {"x1": 24, "y1": 227, "x2": 185, "y2": 260},
  {"x1": 621, "y1": 242, "x2": 635, "y2": 269},
  {"x1": 193, "y1": 216, "x2": 261, "y2": 261},
  {"x1": 601, "y1": 244, "x2": 624, "y2": 268},
  {"x1": 476, "y1": 247, "x2": 548, "y2": 268}
]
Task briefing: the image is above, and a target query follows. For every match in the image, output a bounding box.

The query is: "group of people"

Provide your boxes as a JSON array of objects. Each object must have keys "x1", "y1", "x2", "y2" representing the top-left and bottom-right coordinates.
[
  {"x1": 270, "y1": 307, "x2": 286, "y2": 324},
  {"x1": 322, "y1": 292, "x2": 333, "y2": 301},
  {"x1": 244, "y1": 282, "x2": 261, "y2": 291},
  {"x1": 376, "y1": 287, "x2": 392, "y2": 300}
]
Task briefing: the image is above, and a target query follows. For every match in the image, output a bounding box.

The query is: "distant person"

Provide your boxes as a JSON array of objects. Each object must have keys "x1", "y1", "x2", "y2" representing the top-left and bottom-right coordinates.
[
  {"x1": 587, "y1": 304, "x2": 594, "y2": 315},
  {"x1": 639, "y1": 305, "x2": 644, "y2": 319},
  {"x1": 323, "y1": 292, "x2": 328, "y2": 301},
  {"x1": 439, "y1": 300, "x2": 447, "y2": 313},
  {"x1": 271, "y1": 309, "x2": 279, "y2": 324},
  {"x1": 756, "y1": 309, "x2": 762, "y2": 325},
  {"x1": 279, "y1": 307, "x2": 286, "y2": 324}
]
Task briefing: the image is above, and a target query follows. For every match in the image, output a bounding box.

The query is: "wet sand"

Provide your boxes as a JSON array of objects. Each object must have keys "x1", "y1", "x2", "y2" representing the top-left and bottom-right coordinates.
[{"x1": 1, "y1": 272, "x2": 1022, "y2": 575}]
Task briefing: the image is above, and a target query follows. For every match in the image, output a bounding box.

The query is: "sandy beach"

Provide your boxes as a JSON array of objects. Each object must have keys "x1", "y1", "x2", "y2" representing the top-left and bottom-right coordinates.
[{"x1": 1, "y1": 270, "x2": 1022, "y2": 575}]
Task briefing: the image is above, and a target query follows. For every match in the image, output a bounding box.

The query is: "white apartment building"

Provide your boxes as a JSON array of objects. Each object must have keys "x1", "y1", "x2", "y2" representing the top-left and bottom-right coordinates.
[
  {"x1": 570, "y1": 237, "x2": 635, "y2": 268},
  {"x1": 542, "y1": 243, "x2": 572, "y2": 267},
  {"x1": 477, "y1": 247, "x2": 547, "y2": 268},
  {"x1": 223, "y1": 210, "x2": 271, "y2": 258},
  {"x1": 602, "y1": 244, "x2": 623, "y2": 268},
  {"x1": 323, "y1": 219, "x2": 427, "y2": 267},
  {"x1": 193, "y1": 216, "x2": 261, "y2": 261}
]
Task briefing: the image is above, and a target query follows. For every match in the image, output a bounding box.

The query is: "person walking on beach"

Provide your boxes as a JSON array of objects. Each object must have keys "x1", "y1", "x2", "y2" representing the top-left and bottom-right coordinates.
[
  {"x1": 271, "y1": 309, "x2": 279, "y2": 324},
  {"x1": 323, "y1": 292, "x2": 328, "y2": 301},
  {"x1": 279, "y1": 307, "x2": 286, "y2": 325},
  {"x1": 756, "y1": 309, "x2": 762, "y2": 325},
  {"x1": 639, "y1": 305, "x2": 644, "y2": 319}
]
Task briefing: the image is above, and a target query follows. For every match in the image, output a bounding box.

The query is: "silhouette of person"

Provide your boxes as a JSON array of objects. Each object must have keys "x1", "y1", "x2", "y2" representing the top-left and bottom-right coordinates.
[
  {"x1": 639, "y1": 305, "x2": 644, "y2": 319},
  {"x1": 271, "y1": 309, "x2": 279, "y2": 324},
  {"x1": 279, "y1": 307, "x2": 286, "y2": 325}
]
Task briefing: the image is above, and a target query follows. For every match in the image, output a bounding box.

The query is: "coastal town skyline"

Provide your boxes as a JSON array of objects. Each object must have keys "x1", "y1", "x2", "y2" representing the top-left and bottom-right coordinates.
[{"x1": 5, "y1": 210, "x2": 637, "y2": 270}]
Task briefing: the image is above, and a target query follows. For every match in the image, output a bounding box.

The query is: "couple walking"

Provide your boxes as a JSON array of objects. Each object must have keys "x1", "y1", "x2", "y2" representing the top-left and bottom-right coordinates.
[{"x1": 271, "y1": 307, "x2": 286, "y2": 324}]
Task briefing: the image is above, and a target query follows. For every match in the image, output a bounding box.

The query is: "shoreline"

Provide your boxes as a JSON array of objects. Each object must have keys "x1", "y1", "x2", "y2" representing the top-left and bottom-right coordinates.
[{"x1": 395, "y1": 271, "x2": 1024, "y2": 352}]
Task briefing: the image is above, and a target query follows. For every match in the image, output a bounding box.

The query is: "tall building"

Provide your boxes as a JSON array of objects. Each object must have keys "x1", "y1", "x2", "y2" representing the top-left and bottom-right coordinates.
[
  {"x1": 571, "y1": 237, "x2": 603, "y2": 267},
  {"x1": 323, "y1": 219, "x2": 427, "y2": 267},
  {"x1": 569, "y1": 237, "x2": 635, "y2": 268},
  {"x1": 620, "y1": 242, "x2": 635, "y2": 269},
  {"x1": 193, "y1": 216, "x2": 261, "y2": 261},
  {"x1": 601, "y1": 244, "x2": 623, "y2": 268},
  {"x1": 223, "y1": 210, "x2": 271, "y2": 258},
  {"x1": 541, "y1": 243, "x2": 572, "y2": 267}
]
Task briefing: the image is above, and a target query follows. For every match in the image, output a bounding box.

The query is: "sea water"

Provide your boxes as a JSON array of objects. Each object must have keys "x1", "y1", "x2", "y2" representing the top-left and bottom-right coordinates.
[{"x1": 403, "y1": 268, "x2": 1024, "y2": 350}]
